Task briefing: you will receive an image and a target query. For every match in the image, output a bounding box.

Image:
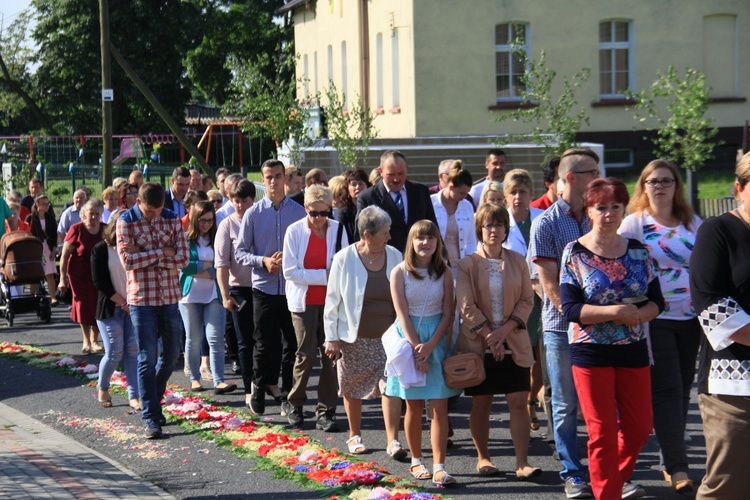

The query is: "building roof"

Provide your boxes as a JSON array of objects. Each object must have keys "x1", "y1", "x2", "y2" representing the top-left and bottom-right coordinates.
[{"x1": 275, "y1": 0, "x2": 314, "y2": 15}]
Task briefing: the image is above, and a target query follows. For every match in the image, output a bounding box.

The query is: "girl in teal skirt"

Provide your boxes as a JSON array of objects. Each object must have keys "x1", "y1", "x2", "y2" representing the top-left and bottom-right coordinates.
[{"x1": 386, "y1": 220, "x2": 460, "y2": 485}]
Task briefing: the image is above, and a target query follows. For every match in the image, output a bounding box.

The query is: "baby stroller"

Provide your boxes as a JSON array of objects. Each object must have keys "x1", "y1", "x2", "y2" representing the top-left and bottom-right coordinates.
[{"x1": 0, "y1": 232, "x2": 52, "y2": 326}]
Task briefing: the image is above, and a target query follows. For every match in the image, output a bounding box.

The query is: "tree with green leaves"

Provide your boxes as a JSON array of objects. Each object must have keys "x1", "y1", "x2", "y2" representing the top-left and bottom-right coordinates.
[
  {"x1": 224, "y1": 44, "x2": 313, "y2": 167},
  {"x1": 493, "y1": 39, "x2": 590, "y2": 159},
  {"x1": 324, "y1": 83, "x2": 378, "y2": 170},
  {"x1": 627, "y1": 66, "x2": 720, "y2": 172},
  {"x1": 31, "y1": 0, "x2": 204, "y2": 134},
  {"x1": 0, "y1": 9, "x2": 54, "y2": 133},
  {"x1": 185, "y1": 0, "x2": 288, "y2": 106}
]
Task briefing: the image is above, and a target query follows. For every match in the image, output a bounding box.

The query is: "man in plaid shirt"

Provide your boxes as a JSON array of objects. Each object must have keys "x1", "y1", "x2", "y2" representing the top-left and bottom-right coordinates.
[{"x1": 117, "y1": 182, "x2": 189, "y2": 439}]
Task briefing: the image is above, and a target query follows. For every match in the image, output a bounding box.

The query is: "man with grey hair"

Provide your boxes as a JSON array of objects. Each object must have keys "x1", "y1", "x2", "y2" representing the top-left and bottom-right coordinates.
[
  {"x1": 57, "y1": 188, "x2": 90, "y2": 243},
  {"x1": 429, "y1": 159, "x2": 456, "y2": 194},
  {"x1": 356, "y1": 150, "x2": 437, "y2": 252}
]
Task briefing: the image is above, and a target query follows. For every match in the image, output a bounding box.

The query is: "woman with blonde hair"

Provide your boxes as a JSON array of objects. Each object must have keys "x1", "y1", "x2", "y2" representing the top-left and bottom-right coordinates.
[
  {"x1": 430, "y1": 160, "x2": 476, "y2": 276},
  {"x1": 480, "y1": 181, "x2": 504, "y2": 206},
  {"x1": 619, "y1": 159, "x2": 702, "y2": 493},
  {"x1": 502, "y1": 169, "x2": 545, "y2": 432}
]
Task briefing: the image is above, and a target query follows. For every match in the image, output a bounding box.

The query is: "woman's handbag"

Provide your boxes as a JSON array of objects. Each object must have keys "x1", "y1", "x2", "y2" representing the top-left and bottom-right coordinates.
[{"x1": 443, "y1": 351, "x2": 486, "y2": 389}]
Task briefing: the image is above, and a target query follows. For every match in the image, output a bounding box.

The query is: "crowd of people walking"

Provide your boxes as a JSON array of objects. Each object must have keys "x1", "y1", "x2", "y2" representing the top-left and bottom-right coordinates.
[{"x1": 5, "y1": 147, "x2": 750, "y2": 499}]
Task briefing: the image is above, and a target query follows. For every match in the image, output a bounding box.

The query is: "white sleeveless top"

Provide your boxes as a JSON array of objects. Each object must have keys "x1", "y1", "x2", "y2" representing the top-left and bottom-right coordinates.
[{"x1": 403, "y1": 266, "x2": 444, "y2": 317}]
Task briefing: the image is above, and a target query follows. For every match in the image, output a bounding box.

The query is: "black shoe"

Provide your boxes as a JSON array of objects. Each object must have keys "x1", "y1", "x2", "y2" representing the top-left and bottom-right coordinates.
[
  {"x1": 284, "y1": 403, "x2": 304, "y2": 428},
  {"x1": 214, "y1": 382, "x2": 237, "y2": 395},
  {"x1": 157, "y1": 414, "x2": 167, "y2": 427},
  {"x1": 316, "y1": 414, "x2": 339, "y2": 432},
  {"x1": 145, "y1": 420, "x2": 163, "y2": 439},
  {"x1": 231, "y1": 361, "x2": 241, "y2": 374},
  {"x1": 249, "y1": 383, "x2": 265, "y2": 415}
]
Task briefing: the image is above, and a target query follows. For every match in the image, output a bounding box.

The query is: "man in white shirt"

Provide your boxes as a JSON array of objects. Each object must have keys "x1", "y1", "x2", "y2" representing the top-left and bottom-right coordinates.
[{"x1": 470, "y1": 149, "x2": 507, "y2": 209}]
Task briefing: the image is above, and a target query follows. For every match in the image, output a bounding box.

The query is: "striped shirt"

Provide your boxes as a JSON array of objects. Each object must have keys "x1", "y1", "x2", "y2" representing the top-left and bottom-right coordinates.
[
  {"x1": 235, "y1": 196, "x2": 306, "y2": 295},
  {"x1": 529, "y1": 197, "x2": 591, "y2": 333},
  {"x1": 116, "y1": 204, "x2": 189, "y2": 306},
  {"x1": 215, "y1": 213, "x2": 253, "y2": 287}
]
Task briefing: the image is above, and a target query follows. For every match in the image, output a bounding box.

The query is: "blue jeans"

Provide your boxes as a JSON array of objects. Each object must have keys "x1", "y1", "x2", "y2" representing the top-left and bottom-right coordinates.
[
  {"x1": 131, "y1": 303, "x2": 182, "y2": 424},
  {"x1": 179, "y1": 299, "x2": 226, "y2": 386},
  {"x1": 544, "y1": 330, "x2": 586, "y2": 480},
  {"x1": 97, "y1": 307, "x2": 139, "y2": 400}
]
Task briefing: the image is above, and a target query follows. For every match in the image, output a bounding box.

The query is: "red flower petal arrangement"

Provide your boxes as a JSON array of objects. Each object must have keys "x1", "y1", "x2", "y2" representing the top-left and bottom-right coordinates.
[{"x1": 0, "y1": 341, "x2": 443, "y2": 500}]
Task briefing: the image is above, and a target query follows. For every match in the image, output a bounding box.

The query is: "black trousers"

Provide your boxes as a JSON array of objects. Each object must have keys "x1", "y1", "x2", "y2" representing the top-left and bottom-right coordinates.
[
  {"x1": 650, "y1": 317, "x2": 701, "y2": 474},
  {"x1": 229, "y1": 286, "x2": 255, "y2": 394},
  {"x1": 252, "y1": 289, "x2": 297, "y2": 393}
]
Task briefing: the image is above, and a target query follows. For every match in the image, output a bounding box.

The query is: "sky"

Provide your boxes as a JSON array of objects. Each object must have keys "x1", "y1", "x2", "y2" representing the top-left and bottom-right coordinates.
[{"x1": 0, "y1": 1, "x2": 31, "y2": 28}]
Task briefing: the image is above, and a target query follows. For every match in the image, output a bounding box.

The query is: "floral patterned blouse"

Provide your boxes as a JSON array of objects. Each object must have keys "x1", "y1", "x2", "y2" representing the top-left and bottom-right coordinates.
[
  {"x1": 619, "y1": 212, "x2": 702, "y2": 320},
  {"x1": 560, "y1": 238, "x2": 664, "y2": 368}
]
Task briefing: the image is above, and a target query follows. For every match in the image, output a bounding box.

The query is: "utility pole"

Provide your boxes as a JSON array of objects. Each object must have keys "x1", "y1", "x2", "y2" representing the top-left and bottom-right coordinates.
[{"x1": 99, "y1": 0, "x2": 113, "y2": 187}]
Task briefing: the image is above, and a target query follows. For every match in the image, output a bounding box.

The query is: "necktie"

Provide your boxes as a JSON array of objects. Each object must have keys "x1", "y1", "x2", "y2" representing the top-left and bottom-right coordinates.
[{"x1": 394, "y1": 191, "x2": 406, "y2": 222}]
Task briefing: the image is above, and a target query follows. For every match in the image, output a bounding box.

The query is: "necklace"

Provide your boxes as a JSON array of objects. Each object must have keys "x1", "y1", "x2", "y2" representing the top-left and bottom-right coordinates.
[{"x1": 359, "y1": 246, "x2": 384, "y2": 265}]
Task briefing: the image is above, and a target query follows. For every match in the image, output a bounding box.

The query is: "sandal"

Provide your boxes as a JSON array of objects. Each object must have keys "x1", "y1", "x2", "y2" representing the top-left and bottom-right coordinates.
[
  {"x1": 386, "y1": 440, "x2": 408, "y2": 461},
  {"x1": 129, "y1": 399, "x2": 141, "y2": 411},
  {"x1": 528, "y1": 399, "x2": 541, "y2": 431},
  {"x1": 432, "y1": 469, "x2": 457, "y2": 486},
  {"x1": 346, "y1": 435, "x2": 366, "y2": 454},
  {"x1": 82, "y1": 344, "x2": 92, "y2": 354},
  {"x1": 98, "y1": 390, "x2": 112, "y2": 408},
  {"x1": 91, "y1": 343, "x2": 104, "y2": 353},
  {"x1": 409, "y1": 463, "x2": 432, "y2": 480}
]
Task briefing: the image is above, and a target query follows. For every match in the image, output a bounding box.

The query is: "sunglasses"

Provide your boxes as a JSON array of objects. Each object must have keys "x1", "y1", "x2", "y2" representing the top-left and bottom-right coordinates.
[{"x1": 307, "y1": 210, "x2": 331, "y2": 218}]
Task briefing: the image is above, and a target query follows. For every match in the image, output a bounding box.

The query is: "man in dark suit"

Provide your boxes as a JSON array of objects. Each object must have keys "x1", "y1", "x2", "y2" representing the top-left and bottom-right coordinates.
[
  {"x1": 356, "y1": 150, "x2": 437, "y2": 253},
  {"x1": 164, "y1": 166, "x2": 191, "y2": 218}
]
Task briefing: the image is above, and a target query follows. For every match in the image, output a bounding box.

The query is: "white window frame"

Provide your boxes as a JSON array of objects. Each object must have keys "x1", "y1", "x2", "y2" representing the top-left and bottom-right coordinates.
[
  {"x1": 375, "y1": 33, "x2": 384, "y2": 109},
  {"x1": 599, "y1": 20, "x2": 634, "y2": 98},
  {"x1": 495, "y1": 22, "x2": 530, "y2": 102},
  {"x1": 392, "y1": 31, "x2": 400, "y2": 108}
]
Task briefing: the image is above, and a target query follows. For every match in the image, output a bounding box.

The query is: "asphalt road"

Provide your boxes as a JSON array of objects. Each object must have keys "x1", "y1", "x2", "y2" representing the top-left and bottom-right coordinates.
[{"x1": 0, "y1": 307, "x2": 704, "y2": 499}]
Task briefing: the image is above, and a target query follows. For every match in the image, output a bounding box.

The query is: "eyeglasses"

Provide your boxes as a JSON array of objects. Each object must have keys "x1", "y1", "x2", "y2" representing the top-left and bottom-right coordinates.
[
  {"x1": 210, "y1": 198, "x2": 223, "y2": 205},
  {"x1": 127, "y1": 191, "x2": 138, "y2": 196},
  {"x1": 307, "y1": 210, "x2": 331, "y2": 218},
  {"x1": 482, "y1": 223, "x2": 506, "y2": 231},
  {"x1": 644, "y1": 178, "x2": 676, "y2": 188},
  {"x1": 572, "y1": 169, "x2": 599, "y2": 176},
  {"x1": 198, "y1": 218, "x2": 215, "y2": 225}
]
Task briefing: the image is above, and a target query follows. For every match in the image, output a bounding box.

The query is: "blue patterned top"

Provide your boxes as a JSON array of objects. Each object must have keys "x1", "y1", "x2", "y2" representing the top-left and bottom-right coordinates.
[{"x1": 560, "y1": 238, "x2": 664, "y2": 367}]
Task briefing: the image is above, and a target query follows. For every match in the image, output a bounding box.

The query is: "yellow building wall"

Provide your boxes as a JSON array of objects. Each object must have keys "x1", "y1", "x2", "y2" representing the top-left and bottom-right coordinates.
[
  {"x1": 291, "y1": 0, "x2": 417, "y2": 138},
  {"x1": 411, "y1": 0, "x2": 750, "y2": 137}
]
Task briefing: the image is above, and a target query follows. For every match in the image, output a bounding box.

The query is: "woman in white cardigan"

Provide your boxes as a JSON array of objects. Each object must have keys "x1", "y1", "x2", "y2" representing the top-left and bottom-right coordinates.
[
  {"x1": 430, "y1": 160, "x2": 477, "y2": 278},
  {"x1": 282, "y1": 185, "x2": 348, "y2": 431},
  {"x1": 324, "y1": 206, "x2": 405, "y2": 457},
  {"x1": 502, "y1": 169, "x2": 545, "y2": 431}
]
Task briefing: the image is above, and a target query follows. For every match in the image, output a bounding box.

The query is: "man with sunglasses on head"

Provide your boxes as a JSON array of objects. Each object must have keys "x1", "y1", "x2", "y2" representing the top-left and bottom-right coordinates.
[
  {"x1": 235, "y1": 160, "x2": 306, "y2": 415},
  {"x1": 529, "y1": 148, "x2": 601, "y2": 499}
]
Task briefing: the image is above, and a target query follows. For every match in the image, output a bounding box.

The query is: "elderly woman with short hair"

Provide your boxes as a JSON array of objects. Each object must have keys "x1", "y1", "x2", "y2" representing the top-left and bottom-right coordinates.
[
  {"x1": 324, "y1": 206, "x2": 405, "y2": 457},
  {"x1": 59, "y1": 199, "x2": 105, "y2": 353},
  {"x1": 282, "y1": 185, "x2": 348, "y2": 431}
]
